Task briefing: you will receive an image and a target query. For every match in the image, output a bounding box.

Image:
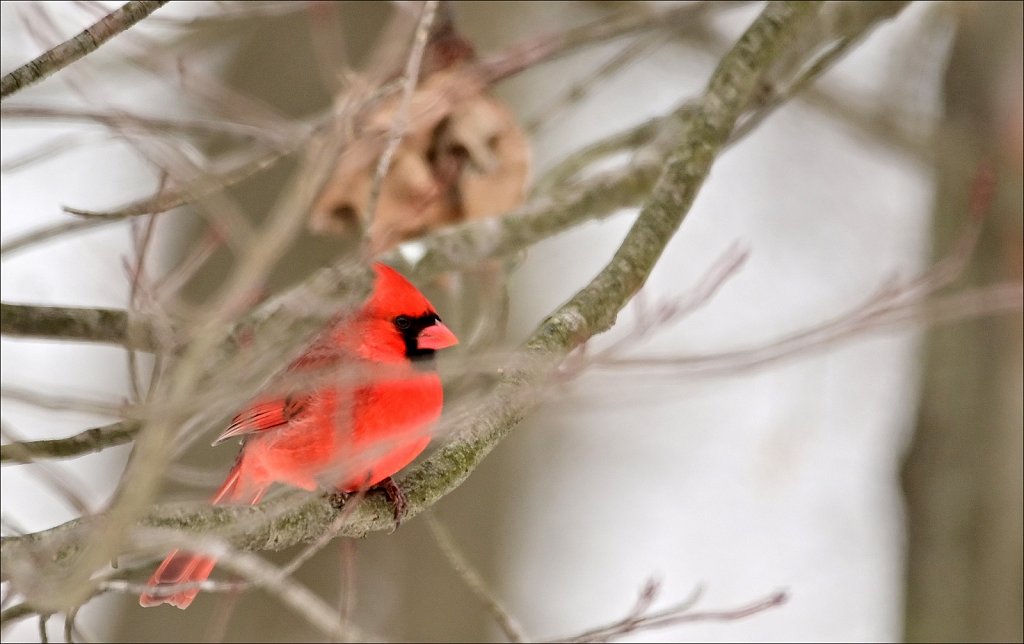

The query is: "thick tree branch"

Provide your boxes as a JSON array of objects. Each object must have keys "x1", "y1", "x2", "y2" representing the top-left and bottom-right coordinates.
[
  {"x1": 1, "y1": 2, "x2": 821, "y2": 595},
  {"x1": 0, "y1": 0, "x2": 169, "y2": 101}
]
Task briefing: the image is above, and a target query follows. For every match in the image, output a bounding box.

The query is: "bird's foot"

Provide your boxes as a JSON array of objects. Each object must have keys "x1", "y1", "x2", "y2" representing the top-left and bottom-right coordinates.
[{"x1": 375, "y1": 476, "x2": 407, "y2": 531}]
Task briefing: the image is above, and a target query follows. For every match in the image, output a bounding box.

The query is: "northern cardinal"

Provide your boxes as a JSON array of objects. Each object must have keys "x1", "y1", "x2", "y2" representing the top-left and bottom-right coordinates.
[{"x1": 139, "y1": 263, "x2": 458, "y2": 609}]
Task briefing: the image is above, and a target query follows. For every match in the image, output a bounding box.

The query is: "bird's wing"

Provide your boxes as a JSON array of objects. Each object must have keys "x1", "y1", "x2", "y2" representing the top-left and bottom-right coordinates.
[{"x1": 212, "y1": 394, "x2": 312, "y2": 446}]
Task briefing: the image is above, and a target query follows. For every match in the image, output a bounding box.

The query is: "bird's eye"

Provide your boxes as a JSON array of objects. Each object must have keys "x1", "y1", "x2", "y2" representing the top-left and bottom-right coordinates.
[{"x1": 394, "y1": 315, "x2": 412, "y2": 330}]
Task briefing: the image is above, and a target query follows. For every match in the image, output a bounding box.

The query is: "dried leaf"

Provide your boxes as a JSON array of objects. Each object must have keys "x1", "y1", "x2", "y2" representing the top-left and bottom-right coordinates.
[{"x1": 310, "y1": 65, "x2": 531, "y2": 254}]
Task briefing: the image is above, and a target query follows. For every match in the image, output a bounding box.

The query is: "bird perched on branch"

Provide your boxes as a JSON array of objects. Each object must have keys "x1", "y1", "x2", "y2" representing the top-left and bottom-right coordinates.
[{"x1": 140, "y1": 263, "x2": 458, "y2": 609}]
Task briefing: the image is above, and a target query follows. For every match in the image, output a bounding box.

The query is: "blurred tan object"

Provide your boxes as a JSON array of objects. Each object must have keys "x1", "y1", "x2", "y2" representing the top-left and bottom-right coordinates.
[
  {"x1": 310, "y1": 64, "x2": 530, "y2": 254},
  {"x1": 902, "y1": 3, "x2": 1024, "y2": 642}
]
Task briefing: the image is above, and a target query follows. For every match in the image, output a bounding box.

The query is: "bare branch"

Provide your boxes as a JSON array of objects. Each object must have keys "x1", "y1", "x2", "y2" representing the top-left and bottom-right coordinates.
[
  {"x1": 0, "y1": 104, "x2": 286, "y2": 143},
  {"x1": 478, "y1": 1, "x2": 743, "y2": 84},
  {"x1": 0, "y1": 302, "x2": 157, "y2": 350},
  {"x1": 139, "y1": 1, "x2": 309, "y2": 27},
  {"x1": 0, "y1": 603, "x2": 33, "y2": 629},
  {"x1": 0, "y1": 0, "x2": 169, "y2": 100},
  {"x1": 0, "y1": 385, "x2": 124, "y2": 417},
  {"x1": 0, "y1": 218, "x2": 107, "y2": 258},
  {"x1": 0, "y1": 420, "x2": 141, "y2": 465},
  {"x1": 0, "y1": 131, "x2": 104, "y2": 172},
  {"x1": 426, "y1": 514, "x2": 529, "y2": 643},
  {"x1": 526, "y1": 30, "x2": 669, "y2": 135},
  {"x1": 553, "y1": 588, "x2": 788, "y2": 643},
  {"x1": 0, "y1": 424, "x2": 93, "y2": 517}
]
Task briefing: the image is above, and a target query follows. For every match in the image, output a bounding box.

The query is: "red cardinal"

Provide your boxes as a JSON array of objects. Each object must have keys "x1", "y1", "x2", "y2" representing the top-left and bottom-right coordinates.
[{"x1": 139, "y1": 263, "x2": 458, "y2": 609}]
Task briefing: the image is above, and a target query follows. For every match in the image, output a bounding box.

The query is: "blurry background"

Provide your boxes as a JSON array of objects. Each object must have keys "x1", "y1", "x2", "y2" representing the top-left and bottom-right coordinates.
[{"x1": 1, "y1": 2, "x2": 1021, "y2": 642}]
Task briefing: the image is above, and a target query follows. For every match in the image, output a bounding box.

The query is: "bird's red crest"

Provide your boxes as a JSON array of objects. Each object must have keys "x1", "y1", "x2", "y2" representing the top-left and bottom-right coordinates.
[{"x1": 365, "y1": 263, "x2": 438, "y2": 320}]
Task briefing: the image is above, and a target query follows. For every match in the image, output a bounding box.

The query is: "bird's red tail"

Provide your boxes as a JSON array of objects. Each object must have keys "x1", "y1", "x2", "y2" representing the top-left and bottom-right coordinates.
[{"x1": 139, "y1": 461, "x2": 265, "y2": 609}]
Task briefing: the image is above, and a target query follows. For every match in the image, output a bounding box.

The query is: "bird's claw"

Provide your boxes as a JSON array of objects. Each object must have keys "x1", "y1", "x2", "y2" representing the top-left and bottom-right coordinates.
[{"x1": 376, "y1": 477, "x2": 407, "y2": 531}]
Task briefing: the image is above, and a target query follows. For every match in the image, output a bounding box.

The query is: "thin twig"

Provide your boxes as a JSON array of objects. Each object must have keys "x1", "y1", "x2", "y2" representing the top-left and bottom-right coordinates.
[
  {"x1": 126, "y1": 211, "x2": 160, "y2": 402},
  {"x1": 141, "y1": 1, "x2": 309, "y2": 27},
  {"x1": 0, "y1": 104, "x2": 284, "y2": 143},
  {"x1": 0, "y1": 386, "x2": 127, "y2": 417},
  {"x1": 426, "y1": 514, "x2": 529, "y2": 643},
  {"x1": 478, "y1": 1, "x2": 742, "y2": 84},
  {"x1": 203, "y1": 589, "x2": 241, "y2": 643},
  {"x1": 37, "y1": 613, "x2": 49, "y2": 644},
  {"x1": 68, "y1": 141, "x2": 296, "y2": 220},
  {"x1": 364, "y1": 0, "x2": 438, "y2": 229},
  {"x1": 553, "y1": 589, "x2": 788, "y2": 643},
  {"x1": 0, "y1": 424, "x2": 94, "y2": 515},
  {"x1": 590, "y1": 244, "x2": 750, "y2": 363},
  {"x1": 0, "y1": 132, "x2": 105, "y2": 172},
  {"x1": 526, "y1": 31, "x2": 668, "y2": 135},
  {"x1": 0, "y1": 420, "x2": 141, "y2": 465},
  {"x1": 337, "y1": 538, "x2": 357, "y2": 639},
  {"x1": 0, "y1": 0, "x2": 169, "y2": 100},
  {"x1": 63, "y1": 605, "x2": 89, "y2": 644},
  {"x1": 0, "y1": 218, "x2": 106, "y2": 257}
]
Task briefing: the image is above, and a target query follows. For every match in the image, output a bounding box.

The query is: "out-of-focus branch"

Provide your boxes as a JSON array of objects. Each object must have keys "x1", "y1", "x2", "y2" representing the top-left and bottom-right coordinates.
[
  {"x1": 0, "y1": 420, "x2": 141, "y2": 465},
  {"x1": 0, "y1": 0, "x2": 822, "y2": 596},
  {"x1": 0, "y1": 302, "x2": 156, "y2": 350},
  {"x1": 365, "y1": 0, "x2": 438, "y2": 228},
  {"x1": 532, "y1": 116, "x2": 663, "y2": 196},
  {"x1": 62, "y1": 140, "x2": 304, "y2": 220},
  {"x1": 0, "y1": 104, "x2": 285, "y2": 143},
  {"x1": 426, "y1": 514, "x2": 529, "y2": 643},
  {"x1": 0, "y1": 0, "x2": 169, "y2": 100},
  {"x1": 0, "y1": 219, "x2": 102, "y2": 257},
  {"x1": 0, "y1": 603, "x2": 33, "y2": 629},
  {"x1": 478, "y1": 1, "x2": 739, "y2": 84}
]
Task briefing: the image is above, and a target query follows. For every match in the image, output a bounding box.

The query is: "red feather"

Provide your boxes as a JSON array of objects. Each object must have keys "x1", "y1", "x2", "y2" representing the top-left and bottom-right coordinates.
[{"x1": 140, "y1": 263, "x2": 458, "y2": 609}]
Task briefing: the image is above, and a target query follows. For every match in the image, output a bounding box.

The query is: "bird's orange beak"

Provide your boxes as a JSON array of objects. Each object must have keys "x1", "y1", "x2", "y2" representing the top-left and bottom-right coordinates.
[{"x1": 418, "y1": 321, "x2": 459, "y2": 350}]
